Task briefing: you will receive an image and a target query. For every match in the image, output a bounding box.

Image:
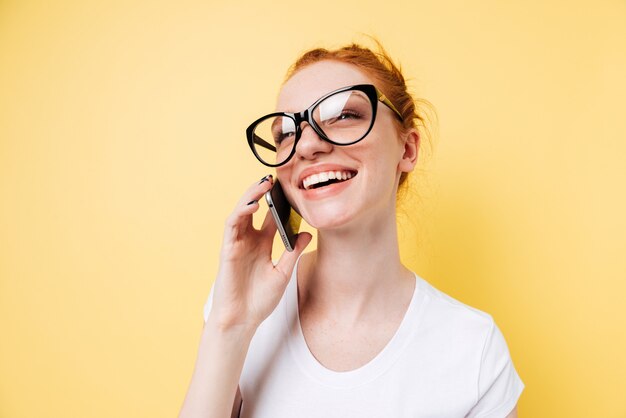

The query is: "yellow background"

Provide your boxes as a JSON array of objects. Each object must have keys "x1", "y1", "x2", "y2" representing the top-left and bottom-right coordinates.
[{"x1": 1, "y1": 0, "x2": 625, "y2": 416}]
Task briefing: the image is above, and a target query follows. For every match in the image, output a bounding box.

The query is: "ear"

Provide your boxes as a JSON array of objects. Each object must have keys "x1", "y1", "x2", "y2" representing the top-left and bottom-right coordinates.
[{"x1": 398, "y1": 129, "x2": 419, "y2": 173}]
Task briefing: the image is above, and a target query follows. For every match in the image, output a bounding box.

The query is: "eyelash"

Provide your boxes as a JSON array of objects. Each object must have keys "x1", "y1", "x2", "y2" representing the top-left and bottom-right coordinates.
[
  {"x1": 337, "y1": 110, "x2": 362, "y2": 120},
  {"x1": 276, "y1": 131, "x2": 295, "y2": 143}
]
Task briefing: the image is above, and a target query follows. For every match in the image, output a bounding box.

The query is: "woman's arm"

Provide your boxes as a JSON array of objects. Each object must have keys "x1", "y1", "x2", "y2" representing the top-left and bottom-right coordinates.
[
  {"x1": 179, "y1": 175, "x2": 311, "y2": 418},
  {"x1": 179, "y1": 319, "x2": 256, "y2": 418}
]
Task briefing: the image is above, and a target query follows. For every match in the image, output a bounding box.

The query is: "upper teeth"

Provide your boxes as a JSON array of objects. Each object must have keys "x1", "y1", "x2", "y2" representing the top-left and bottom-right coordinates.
[{"x1": 302, "y1": 171, "x2": 353, "y2": 190}]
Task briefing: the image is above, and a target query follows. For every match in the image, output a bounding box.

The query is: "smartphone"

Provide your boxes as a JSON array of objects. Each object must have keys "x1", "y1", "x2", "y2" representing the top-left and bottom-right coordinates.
[{"x1": 264, "y1": 180, "x2": 302, "y2": 252}]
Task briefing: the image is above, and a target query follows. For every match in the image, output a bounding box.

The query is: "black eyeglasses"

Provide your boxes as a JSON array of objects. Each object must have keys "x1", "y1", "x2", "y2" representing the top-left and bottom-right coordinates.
[{"x1": 246, "y1": 84, "x2": 403, "y2": 167}]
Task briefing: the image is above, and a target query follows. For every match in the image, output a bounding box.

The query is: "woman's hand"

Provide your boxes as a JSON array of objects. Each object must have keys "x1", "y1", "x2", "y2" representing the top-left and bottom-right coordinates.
[{"x1": 208, "y1": 175, "x2": 312, "y2": 333}]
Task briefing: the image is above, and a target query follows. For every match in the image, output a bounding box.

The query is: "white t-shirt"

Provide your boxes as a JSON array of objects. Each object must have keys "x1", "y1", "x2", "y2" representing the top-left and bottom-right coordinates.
[{"x1": 203, "y1": 259, "x2": 524, "y2": 418}]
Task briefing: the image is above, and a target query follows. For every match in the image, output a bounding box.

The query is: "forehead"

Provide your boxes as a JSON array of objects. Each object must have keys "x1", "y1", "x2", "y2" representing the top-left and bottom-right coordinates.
[{"x1": 277, "y1": 60, "x2": 374, "y2": 112}]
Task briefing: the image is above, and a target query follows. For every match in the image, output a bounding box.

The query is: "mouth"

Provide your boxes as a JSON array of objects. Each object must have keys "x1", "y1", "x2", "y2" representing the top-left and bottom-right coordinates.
[{"x1": 300, "y1": 170, "x2": 358, "y2": 190}]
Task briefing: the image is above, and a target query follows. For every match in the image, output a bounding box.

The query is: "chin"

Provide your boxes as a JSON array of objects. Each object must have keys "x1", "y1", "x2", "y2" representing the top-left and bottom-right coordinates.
[{"x1": 302, "y1": 206, "x2": 359, "y2": 232}]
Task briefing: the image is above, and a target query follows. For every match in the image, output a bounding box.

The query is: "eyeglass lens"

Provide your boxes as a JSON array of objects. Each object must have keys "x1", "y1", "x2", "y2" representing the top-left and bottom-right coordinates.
[{"x1": 251, "y1": 89, "x2": 373, "y2": 166}]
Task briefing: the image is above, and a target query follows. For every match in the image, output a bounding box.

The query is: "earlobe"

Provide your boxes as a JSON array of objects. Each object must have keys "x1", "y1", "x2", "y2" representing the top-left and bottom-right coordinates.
[{"x1": 398, "y1": 129, "x2": 419, "y2": 172}]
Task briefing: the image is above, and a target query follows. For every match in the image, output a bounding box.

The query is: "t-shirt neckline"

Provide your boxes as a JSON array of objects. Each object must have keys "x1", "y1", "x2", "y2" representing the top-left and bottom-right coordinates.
[{"x1": 283, "y1": 255, "x2": 427, "y2": 389}]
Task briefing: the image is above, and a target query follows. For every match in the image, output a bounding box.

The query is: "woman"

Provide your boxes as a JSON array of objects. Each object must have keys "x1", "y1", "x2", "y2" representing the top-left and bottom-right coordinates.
[{"x1": 180, "y1": 43, "x2": 524, "y2": 418}]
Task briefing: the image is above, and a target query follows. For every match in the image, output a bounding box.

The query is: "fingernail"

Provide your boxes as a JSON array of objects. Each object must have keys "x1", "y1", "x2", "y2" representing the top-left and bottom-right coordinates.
[
  {"x1": 259, "y1": 174, "x2": 273, "y2": 184},
  {"x1": 247, "y1": 200, "x2": 258, "y2": 205}
]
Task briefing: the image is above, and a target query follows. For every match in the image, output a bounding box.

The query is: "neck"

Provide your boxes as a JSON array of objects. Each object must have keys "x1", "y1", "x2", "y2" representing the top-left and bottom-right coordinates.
[{"x1": 298, "y1": 204, "x2": 414, "y2": 325}]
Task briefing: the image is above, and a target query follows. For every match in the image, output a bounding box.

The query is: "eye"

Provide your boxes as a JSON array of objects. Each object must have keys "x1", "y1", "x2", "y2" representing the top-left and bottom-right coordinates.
[
  {"x1": 322, "y1": 109, "x2": 363, "y2": 126},
  {"x1": 276, "y1": 131, "x2": 295, "y2": 144},
  {"x1": 274, "y1": 131, "x2": 296, "y2": 146},
  {"x1": 337, "y1": 110, "x2": 363, "y2": 120}
]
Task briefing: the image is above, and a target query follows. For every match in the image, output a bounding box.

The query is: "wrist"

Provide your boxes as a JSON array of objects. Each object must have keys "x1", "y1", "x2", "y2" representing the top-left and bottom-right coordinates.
[{"x1": 205, "y1": 314, "x2": 258, "y2": 341}]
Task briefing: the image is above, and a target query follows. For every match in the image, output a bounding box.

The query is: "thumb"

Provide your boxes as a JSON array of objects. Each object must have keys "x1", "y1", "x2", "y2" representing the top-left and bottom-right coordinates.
[{"x1": 275, "y1": 232, "x2": 313, "y2": 278}]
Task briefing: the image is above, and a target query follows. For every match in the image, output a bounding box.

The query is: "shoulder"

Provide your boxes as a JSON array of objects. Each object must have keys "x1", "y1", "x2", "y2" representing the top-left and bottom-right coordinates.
[
  {"x1": 409, "y1": 273, "x2": 507, "y2": 374},
  {"x1": 415, "y1": 273, "x2": 495, "y2": 337},
  {"x1": 411, "y1": 274, "x2": 525, "y2": 411}
]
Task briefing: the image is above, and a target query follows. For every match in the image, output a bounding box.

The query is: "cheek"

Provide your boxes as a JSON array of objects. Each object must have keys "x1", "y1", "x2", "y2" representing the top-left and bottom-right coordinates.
[
  {"x1": 275, "y1": 163, "x2": 293, "y2": 187},
  {"x1": 275, "y1": 165, "x2": 299, "y2": 206},
  {"x1": 358, "y1": 136, "x2": 398, "y2": 172},
  {"x1": 359, "y1": 143, "x2": 404, "y2": 192}
]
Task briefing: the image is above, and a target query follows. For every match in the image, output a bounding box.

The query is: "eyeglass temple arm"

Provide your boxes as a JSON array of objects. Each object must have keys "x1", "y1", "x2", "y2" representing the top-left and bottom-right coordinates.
[
  {"x1": 253, "y1": 134, "x2": 277, "y2": 152},
  {"x1": 377, "y1": 93, "x2": 403, "y2": 121}
]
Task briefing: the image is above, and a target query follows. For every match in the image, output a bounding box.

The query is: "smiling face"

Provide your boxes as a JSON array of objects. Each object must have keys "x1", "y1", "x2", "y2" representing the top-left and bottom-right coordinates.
[{"x1": 275, "y1": 60, "x2": 417, "y2": 232}]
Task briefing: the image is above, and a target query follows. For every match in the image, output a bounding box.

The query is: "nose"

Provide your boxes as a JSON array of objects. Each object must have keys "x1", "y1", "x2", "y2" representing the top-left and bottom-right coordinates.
[{"x1": 295, "y1": 122, "x2": 333, "y2": 161}]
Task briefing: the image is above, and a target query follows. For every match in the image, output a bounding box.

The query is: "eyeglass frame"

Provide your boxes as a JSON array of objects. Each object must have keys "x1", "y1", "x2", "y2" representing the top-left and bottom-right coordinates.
[{"x1": 245, "y1": 84, "x2": 404, "y2": 167}]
